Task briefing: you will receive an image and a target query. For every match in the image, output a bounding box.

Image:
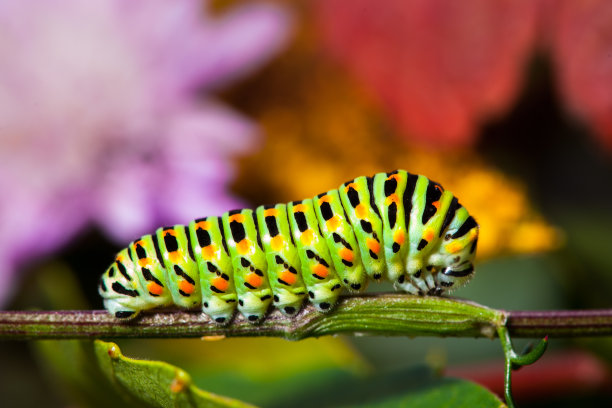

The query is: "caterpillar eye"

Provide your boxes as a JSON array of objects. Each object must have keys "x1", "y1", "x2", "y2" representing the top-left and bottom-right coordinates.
[{"x1": 101, "y1": 169, "x2": 478, "y2": 324}]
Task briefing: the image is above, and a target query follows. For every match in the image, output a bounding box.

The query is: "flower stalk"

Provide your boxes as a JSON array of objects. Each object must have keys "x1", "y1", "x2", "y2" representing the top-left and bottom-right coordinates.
[{"x1": 1, "y1": 294, "x2": 610, "y2": 341}]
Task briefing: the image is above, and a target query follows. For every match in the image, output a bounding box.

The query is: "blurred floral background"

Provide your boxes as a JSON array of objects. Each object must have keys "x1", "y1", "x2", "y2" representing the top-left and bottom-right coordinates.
[{"x1": 1, "y1": 0, "x2": 612, "y2": 407}]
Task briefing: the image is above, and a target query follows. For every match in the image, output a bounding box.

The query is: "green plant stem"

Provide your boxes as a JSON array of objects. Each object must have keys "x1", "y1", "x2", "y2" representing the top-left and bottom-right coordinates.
[
  {"x1": 497, "y1": 326, "x2": 549, "y2": 408},
  {"x1": 0, "y1": 294, "x2": 611, "y2": 340}
]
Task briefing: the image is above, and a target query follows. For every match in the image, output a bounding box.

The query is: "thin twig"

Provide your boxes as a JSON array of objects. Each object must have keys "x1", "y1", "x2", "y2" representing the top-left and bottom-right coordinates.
[{"x1": 1, "y1": 294, "x2": 610, "y2": 340}]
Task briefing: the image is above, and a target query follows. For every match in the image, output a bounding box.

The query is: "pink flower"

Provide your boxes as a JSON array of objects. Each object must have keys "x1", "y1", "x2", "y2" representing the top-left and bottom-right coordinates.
[{"x1": 0, "y1": 0, "x2": 292, "y2": 304}]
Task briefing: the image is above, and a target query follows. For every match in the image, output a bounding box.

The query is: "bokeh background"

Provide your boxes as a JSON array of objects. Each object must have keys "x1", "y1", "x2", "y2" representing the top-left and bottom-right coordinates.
[{"x1": 1, "y1": 0, "x2": 612, "y2": 406}]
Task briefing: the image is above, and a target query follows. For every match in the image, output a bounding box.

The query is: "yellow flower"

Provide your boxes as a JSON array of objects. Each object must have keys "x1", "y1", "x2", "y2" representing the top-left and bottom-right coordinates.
[{"x1": 230, "y1": 16, "x2": 562, "y2": 259}]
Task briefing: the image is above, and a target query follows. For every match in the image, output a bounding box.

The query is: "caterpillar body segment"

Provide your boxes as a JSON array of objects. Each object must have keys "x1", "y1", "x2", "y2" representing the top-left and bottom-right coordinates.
[
  {"x1": 256, "y1": 204, "x2": 307, "y2": 316},
  {"x1": 99, "y1": 170, "x2": 479, "y2": 323},
  {"x1": 339, "y1": 176, "x2": 387, "y2": 282},
  {"x1": 156, "y1": 226, "x2": 201, "y2": 309},
  {"x1": 222, "y1": 209, "x2": 272, "y2": 323},
  {"x1": 314, "y1": 189, "x2": 367, "y2": 292},
  {"x1": 188, "y1": 217, "x2": 237, "y2": 324},
  {"x1": 372, "y1": 171, "x2": 409, "y2": 283},
  {"x1": 288, "y1": 199, "x2": 343, "y2": 312}
]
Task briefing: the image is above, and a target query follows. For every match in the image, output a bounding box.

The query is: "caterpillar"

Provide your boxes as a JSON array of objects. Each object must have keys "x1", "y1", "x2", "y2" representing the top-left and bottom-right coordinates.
[{"x1": 99, "y1": 170, "x2": 479, "y2": 324}]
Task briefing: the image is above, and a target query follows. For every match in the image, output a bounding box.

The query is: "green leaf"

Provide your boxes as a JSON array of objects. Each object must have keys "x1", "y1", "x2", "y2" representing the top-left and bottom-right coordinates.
[
  {"x1": 93, "y1": 340, "x2": 256, "y2": 408},
  {"x1": 33, "y1": 340, "x2": 256, "y2": 408},
  {"x1": 117, "y1": 336, "x2": 368, "y2": 406},
  {"x1": 350, "y1": 378, "x2": 505, "y2": 408},
  {"x1": 268, "y1": 365, "x2": 504, "y2": 408}
]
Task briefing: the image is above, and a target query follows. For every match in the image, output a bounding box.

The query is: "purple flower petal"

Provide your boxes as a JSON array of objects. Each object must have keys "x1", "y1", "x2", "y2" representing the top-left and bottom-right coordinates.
[{"x1": 0, "y1": 0, "x2": 293, "y2": 306}]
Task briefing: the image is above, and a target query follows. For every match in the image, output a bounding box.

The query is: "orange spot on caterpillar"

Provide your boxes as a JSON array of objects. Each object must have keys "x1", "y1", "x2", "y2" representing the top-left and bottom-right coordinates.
[
  {"x1": 446, "y1": 242, "x2": 463, "y2": 254},
  {"x1": 385, "y1": 193, "x2": 399, "y2": 205},
  {"x1": 164, "y1": 229, "x2": 177, "y2": 237},
  {"x1": 229, "y1": 213, "x2": 245, "y2": 223},
  {"x1": 237, "y1": 239, "x2": 251, "y2": 254},
  {"x1": 318, "y1": 195, "x2": 332, "y2": 204},
  {"x1": 116, "y1": 254, "x2": 125, "y2": 262},
  {"x1": 469, "y1": 229, "x2": 478, "y2": 240},
  {"x1": 279, "y1": 270, "x2": 297, "y2": 285},
  {"x1": 178, "y1": 280, "x2": 195, "y2": 294},
  {"x1": 366, "y1": 238, "x2": 380, "y2": 254},
  {"x1": 326, "y1": 215, "x2": 341, "y2": 231},
  {"x1": 201, "y1": 244, "x2": 216, "y2": 259},
  {"x1": 339, "y1": 248, "x2": 354, "y2": 262},
  {"x1": 344, "y1": 183, "x2": 358, "y2": 193},
  {"x1": 293, "y1": 203, "x2": 307, "y2": 213},
  {"x1": 138, "y1": 257, "x2": 152, "y2": 267},
  {"x1": 246, "y1": 273, "x2": 263, "y2": 288},
  {"x1": 300, "y1": 229, "x2": 315, "y2": 245},
  {"x1": 134, "y1": 240, "x2": 146, "y2": 247},
  {"x1": 393, "y1": 229, "x2": 405, "y2": 245},
  {"x1": 355, "y1": 203, "x2": 367, "y2": 219},
  {"x1": 312, "y1": 264, "x2": 329, "y2": 278},
  {"x1": 212, "y1": 277, "x2": 229, "y2": 292},
  {"x1": 432, "y1": 201, "x2": 440, "y2": 210},
  {"x1": 270, "y1": 235, "x2": 284, "y2": 251},
  {"x1": 196, "y1": 220, "x2": 210, "y2": 230},
  {"x1": 264, "y1": 208, "x2": 278, "y2": 217},
  {"x1": 168, "y1": 251, "x2": 182, "y2": 263},
  {"x1": 147, "y1": 281, "x2": 164, "y2": 296},
  {"x1": 387, "y1": 174, "x2": 400, "y2": 181},
  {"x1": 423, "y1": 229, "x2": 434, "y2": 242}
]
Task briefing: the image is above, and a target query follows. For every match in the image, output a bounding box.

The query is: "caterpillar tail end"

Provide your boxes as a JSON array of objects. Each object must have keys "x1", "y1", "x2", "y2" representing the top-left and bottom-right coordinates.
[{"x1": 104, "y1": 299, "x2": 141, "y2": 320}]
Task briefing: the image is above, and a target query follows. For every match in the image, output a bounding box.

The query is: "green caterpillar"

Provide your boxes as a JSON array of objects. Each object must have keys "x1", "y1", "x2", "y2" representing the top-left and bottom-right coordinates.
[{"x1": 99, "y1": 170, "x2": 479, "y2": 324}]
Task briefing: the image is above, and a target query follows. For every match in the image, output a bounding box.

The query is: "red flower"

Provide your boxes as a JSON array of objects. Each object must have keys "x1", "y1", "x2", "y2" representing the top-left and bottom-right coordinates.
[
  {"x1": 315, "y1": 0, "x2": 539, "y2": 148},
  {"x1": 550, "y1": 0, "x2": 612, "y2": 149},
  {"x1": 315, "y1": 0, "x2": 612, "y2": 150}
]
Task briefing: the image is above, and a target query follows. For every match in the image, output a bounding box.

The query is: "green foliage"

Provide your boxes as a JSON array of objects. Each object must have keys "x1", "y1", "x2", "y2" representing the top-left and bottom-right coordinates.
[
  {"x1": 267, "y1": 365, "x2": 505, "y2": 408},
  {"x1": 33, "y1": 338, "x2": 506, "y2": 408},
  {"x1": 34, "y1": 340, "x2": 254, "y2": 408},
  {"x1": 347, "y1": 378, "x2": 505, "y2": 408},
  {"x1": 117, "y1": 337, "x2": 367, "y2": 407},
  {"x1": 25, "y1": 262, "x2": 512, "y2": 407}
]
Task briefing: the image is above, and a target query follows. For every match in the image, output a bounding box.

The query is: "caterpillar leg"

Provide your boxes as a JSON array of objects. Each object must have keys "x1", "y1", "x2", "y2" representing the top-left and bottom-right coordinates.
[
  {"x1": 396, "y1": 266, "x2": 442, "y2": 295},
  {"x1": 237, "y1": 290, "x2": 273, "y2": 322},
  {"x1": 103, "y1": 298, "x2": 141, "y2": 319},
  {"x1": 395, "y1": 271, "x2": 426, "y2": 295},
  {"x1": 273, "y1": 289, "x2": 305, "y2": 316},
  {"x1": 306, "y1": 280, "x2": 343, "y2": 312},
  {"x1": 203, "y1": 296, "x2": 236, "y2": 325}
]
